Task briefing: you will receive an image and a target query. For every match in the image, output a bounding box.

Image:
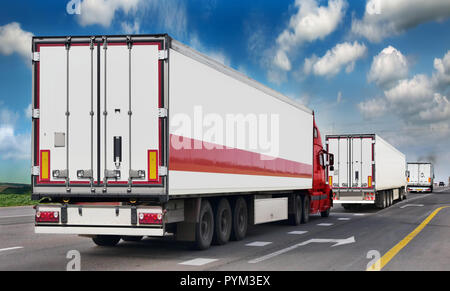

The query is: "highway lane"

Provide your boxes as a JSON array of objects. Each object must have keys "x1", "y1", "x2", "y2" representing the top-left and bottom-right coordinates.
[{"x1": 0, "y1": 188, "x2": 449, "y2": 271}]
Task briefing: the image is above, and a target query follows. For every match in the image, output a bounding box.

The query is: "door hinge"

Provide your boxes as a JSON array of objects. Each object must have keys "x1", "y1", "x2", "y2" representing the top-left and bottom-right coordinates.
[
  {"x1": 159, "y1": 166, "x2": 168, "y2": 177},
  {"x1": 32, "y1": 52, "x2": 40, "y2": 62},
  {"x1": 32, "y1": 109, "x2": 40, "y2": 119},
  {"x1": 32, "y1": 166, "x2": 40, "y2": 176},
  {"x1": 158, "y1": 108, "x2": 168, "y2": 118},
  {"x1": 158, "y1": 50, "x2": 168, "y2": 60}
]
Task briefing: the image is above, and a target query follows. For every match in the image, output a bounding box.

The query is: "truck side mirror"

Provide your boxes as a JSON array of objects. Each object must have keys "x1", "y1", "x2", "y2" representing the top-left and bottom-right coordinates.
[{"x1": 329, "y1": 154, "x2": 334, "y2": 166}]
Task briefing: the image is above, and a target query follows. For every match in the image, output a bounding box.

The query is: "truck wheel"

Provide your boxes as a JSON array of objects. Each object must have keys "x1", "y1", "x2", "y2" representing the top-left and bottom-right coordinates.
[
  {"x1": 289, "y1": 194, "x2": 303, "y2": 225},
  {"x1": 231, "y1": 197, "x2": 248, "y2": 241},
  {"x1": 92, "y1": 235, "x2": 121, "y2": 247},
  {"x1": 301, "y1": 195, "x2": 310, "y2": 224},
  {"x1": 195, "y1": 200, "x2": 214, "y2": 250},
  {"x1": 213, "y1": 198, "x2": 232, "y2": 245},
  {"x1": 383, "y1": 192, "x2": 388, "y2": 208},
  {"x1": 122, "y1": 236, "x2": 143, "y2": 242}
]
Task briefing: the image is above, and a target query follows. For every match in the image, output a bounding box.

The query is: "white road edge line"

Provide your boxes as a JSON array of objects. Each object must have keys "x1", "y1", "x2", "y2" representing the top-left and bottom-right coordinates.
[{"x1": 0, "y1": 246, "x2": 23, "y2": 253}]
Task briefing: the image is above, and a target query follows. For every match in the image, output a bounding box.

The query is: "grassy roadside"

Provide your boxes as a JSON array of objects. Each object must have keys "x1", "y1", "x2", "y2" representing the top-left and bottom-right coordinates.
[{"x1": 0, "y1": 193, "x2": 36, "y2": 207}]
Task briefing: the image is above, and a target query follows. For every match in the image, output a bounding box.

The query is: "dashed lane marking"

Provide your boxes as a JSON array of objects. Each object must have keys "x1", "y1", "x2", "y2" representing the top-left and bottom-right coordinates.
[
  {"x1": 317, "y1": 223, "x2": 334, "y2": 226},
  {"x1": 179, "y1": 258, "x2": 218, "y2": 266},
  {"x1": 288, "y1": 231, "x2": 308, "y2": 235},
  {"x1": 246, "y1": 241, "x2": 273, "y2": 247}
]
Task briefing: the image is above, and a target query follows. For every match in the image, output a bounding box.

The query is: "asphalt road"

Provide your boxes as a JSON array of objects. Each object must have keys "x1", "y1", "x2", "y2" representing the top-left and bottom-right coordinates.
[{"x1": 1, "y1": 187, "x2": 449, "y2": 271}]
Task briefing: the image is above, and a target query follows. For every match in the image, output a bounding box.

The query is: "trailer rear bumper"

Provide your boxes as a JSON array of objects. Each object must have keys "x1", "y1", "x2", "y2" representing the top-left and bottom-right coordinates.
[
  {"x1": 332, "y1": 189, "x2": 376, "y2": 204},
  {"x1": 35, "y1": 226, "x2": 164, "y2": 236},
  {"x1": 34, "y1": 204, "x2": 174, "y2": 237},
  {"x1": 408, "y1": 186, "x2": 431, "y2": 192},
  {"x1": 332, "y1": 200, "x2": 374, "y2": 204}
]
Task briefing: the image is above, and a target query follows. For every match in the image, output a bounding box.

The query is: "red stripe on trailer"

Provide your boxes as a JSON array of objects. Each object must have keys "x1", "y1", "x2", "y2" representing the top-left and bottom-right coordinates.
[{"x1": 169, "y1": 134, "x2": 313, "y2": 178}]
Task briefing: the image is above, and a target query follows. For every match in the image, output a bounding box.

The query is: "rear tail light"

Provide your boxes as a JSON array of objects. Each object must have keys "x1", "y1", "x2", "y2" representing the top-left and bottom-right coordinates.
[
  {"x1": 36, "y1": 211, "x2": 59, "y2": 223},
  {"x1": 139, "y1": 213, "x2": 163, "y2": 225},
  {"x1": 364, "y1": 193, "x2": 375, "y2": 201}
]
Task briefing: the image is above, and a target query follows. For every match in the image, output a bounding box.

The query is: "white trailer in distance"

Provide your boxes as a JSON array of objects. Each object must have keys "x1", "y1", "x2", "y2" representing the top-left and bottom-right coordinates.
[
  {"x1": 407, "y1": 162, "x2": 434, "y2": 193},
  {"x1": 325, "y1": 134, "x2": 407, "y2": 210}
]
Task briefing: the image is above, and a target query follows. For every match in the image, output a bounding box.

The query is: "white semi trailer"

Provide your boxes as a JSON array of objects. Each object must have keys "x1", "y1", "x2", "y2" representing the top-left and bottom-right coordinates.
[
  {"x1": 407, "y1": 162, "x2": 434, "y2": 193},
  {"x1": 325, "y1": 134, "x2": 407, "y2": 209},
  {"x1": 31, "y1": 34, "x2": 334, "y2": 249}
]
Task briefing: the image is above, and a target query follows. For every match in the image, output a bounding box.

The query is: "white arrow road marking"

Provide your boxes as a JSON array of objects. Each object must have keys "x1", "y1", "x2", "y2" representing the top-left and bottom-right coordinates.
[
  {"x1": 400, "y1": 204, "x2": 424, "y2": 209},
  {"x1": 0, "y1": 246, "x2": 23, "y2": 253},
  {"x1": 248, "y1": 236, "x2": 355, "y2": 264}
]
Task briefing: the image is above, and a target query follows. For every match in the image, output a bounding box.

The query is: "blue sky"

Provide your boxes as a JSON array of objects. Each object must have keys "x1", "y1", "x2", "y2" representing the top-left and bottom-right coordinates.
[{"x1": 0, "y1": 0, "x2": 450, "y2": 183}]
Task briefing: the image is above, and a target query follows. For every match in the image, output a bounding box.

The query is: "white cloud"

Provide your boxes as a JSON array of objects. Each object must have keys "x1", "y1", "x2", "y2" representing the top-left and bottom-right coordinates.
[
  {"x1": 189, "y1": 34, "x2": 231, "y2": 66},
  {"x1": 77, "y1": 0, "x2": 141, "y2": 27},
  {"x1": 352, "y1": 0, "x2": 450, "y2": 42},
  {"x1": 337, "y1": 91, "x2": 343, "y2": 103},
  {"x1": 368, "y1": 46, "x2": 408, "y2": 88},
  {"x1": 358, "y1": 98, "x2": 387, "y2": 119},
  {"x1": 274, "y1": 0, "x2": 347, "y2": 71},
  {"x1": 0, "y1": 22, "x2": 33, "y2": 61},
  {"x1": 0, "y1": 107, "x2": 30, "y2": 160},
  {"x1": 359, "y1": 50, "x2": 450, "y2": 136},
  {"x1": 303, "y1": 41, "x2": 367, "y2": 77},
  {"x1": 121, "y1": 20, "x2": 140, "y2": 34},
  {"x1": 433, "y1": 50, "x2": 450, "y2": 88}
]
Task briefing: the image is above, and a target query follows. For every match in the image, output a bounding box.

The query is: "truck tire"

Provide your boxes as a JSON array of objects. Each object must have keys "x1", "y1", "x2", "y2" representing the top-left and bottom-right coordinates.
[
  {"x1": 301, "y1": 195, "x2": 310, "y2": 224},
  {"x1": 213, "y1": 198, "x2": 232, "y2": 245},
  {"x1": 92, "y1": 235, "x2": 121, "y2": 247},
  {"x1": 231, "y1": 197, "x2": 248, "y2": 241},
  {"x1": 289, "y1": 194, "x2": 303, "y2": 225},
  {"x1": 122, "y1": 236, "x2": 143, "y2": 242},
  {"x1": 195, "y1": 199, "x2": 215, "y2": 250}
]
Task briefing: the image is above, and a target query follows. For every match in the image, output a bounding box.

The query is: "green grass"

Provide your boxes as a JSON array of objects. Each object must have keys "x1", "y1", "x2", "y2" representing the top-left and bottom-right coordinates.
[{"x1": 0, "y1": 193, "x2": 36, "y2": 207}]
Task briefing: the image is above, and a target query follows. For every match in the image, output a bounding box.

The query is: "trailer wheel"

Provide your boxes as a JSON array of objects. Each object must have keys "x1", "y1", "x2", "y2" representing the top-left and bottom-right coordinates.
[
  {"x1": 92, "y1": 235, "x2": 121, "y2": 247},
  {"x1": 231, "y1": 197, "x2": 248, "y2": 241},
  {"x1": 213, "y1": 198, "x2": 232, "y2": 245},
  {"x1": 122, "y1": 236, "x2": 143, "y2": 242},
  {"x1": 301, "y1": 195, "x2": 310, "y2": 224},
  {"x1": 195, "y1": 200, "x2": 215, "y2": 250},
  {"x1": 289, "y1": 194, "x2": 303, "y2": 225}
]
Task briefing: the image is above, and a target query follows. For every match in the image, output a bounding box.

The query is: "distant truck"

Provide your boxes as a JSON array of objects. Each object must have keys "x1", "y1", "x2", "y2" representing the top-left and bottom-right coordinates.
[
  {"x1": 325, "y1": 134, "x2": 407, "y2": 209},
  {"x1": 31, "y1": 34, "x2": 334, "y2": 249},
  {"x1": 407, "y1": 162, "x2": 434, "y2": 193}
]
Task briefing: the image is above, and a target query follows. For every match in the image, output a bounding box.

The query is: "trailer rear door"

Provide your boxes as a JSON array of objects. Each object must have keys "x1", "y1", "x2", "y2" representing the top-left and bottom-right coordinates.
[
  {"x1": 33, "y1": 37, "x2": 166, "y2": 197},
  {"x1": 327, "y1": 136, "x2": 374, "y2": 190}
]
